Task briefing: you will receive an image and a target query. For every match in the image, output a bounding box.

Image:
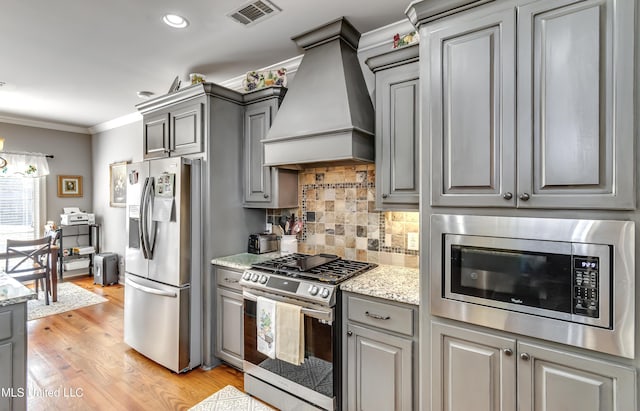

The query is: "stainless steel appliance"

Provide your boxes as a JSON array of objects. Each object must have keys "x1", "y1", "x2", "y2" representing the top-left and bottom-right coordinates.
[
  {"x1": 241, "y1": 253, "x2": 376, "y2": 411},
  {"x1": 430, "y1": 214, "x2": 635, "y2": 358},
  {"x1": 124, "y1": 157, "x2": 202, "y2": 373},
  {"x1": 247, "y1": 233, "x2": 278, "y2": 254}
]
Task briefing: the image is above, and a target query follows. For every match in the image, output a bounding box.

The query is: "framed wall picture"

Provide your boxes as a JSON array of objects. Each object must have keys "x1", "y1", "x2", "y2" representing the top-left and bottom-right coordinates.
[
  {"x1": 110, "y1": 161, "x2": 128, "y2": 207},
  {"x1": 57, "y1": 175, "x2": 83, "y2": 197}
]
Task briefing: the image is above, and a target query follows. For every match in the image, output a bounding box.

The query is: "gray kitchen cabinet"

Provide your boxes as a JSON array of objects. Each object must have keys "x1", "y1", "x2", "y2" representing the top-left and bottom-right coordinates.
[
  {"x1": 0, "y1": 303, "x2": 27, "y2": 411},
  {"x1": 213, "y1": 265, "x2": 244, "y2": 369},
  {"x1": 142, "y1": 97, "x2": 204, "y2": 159},
  {"x1": 423, "y1": 0, "x2": 634, "y2": 209},
  {"x1": 242, "y1": 87, "x2": 298, "y2": 208},
  {"x1": 366, "y1": 44, "x2": 420, "y2": 210},
  {"x1": 432, "y1": 321, "x2": 637, "y2": 411},
  {"x1": 343, "y1": 292, "x2": 417, "y2": 411}
]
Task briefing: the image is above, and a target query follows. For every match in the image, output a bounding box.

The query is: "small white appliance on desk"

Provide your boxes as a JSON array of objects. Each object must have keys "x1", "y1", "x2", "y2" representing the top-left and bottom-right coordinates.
[
  {"x1": 240, "y1": 253, "x2": 376, "y2": 411},
  {"x1": 60, "y1": 207, "x2": 95, "y2": 226}
]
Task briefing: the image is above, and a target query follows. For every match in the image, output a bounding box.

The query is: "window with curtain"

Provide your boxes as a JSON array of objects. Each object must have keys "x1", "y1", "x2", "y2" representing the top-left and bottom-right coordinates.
[{"x1": 0, "y1": 152, "x2": 49, "y2": 252}]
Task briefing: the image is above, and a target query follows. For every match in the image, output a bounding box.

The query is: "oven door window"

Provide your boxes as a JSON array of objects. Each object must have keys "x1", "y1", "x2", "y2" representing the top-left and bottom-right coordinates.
[
  {"x1": 450, "y1": 245, "x2": 572, "y2": 313},
  {"x1": 244, "y1": 299, "x2": 334, "y2": 398}
]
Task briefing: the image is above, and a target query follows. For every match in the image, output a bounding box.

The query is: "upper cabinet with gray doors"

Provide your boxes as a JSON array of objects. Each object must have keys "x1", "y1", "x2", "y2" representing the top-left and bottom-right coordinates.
[
  {"x1": 366, "y1": 44, "x2": 420, "y2": 210},
  {"x1": 242, "y1": 87, "x2": 298, "y2": 208},
  {"x1": 142, "y1": 98, "x2": 204, "y2": 159},
  {"x1": 411, "y1": 0, "x2": 635, "y2": 209}
]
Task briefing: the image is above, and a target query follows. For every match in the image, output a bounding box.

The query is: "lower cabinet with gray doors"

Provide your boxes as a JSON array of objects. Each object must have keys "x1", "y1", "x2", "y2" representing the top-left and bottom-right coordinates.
[
  {"x1": 213, "y1": 265, "x2": 244, "y2": 369},
  {"x1": 342, "y1": 292, "x2": 418, "y2": 411},
  {"x1": 431, "y1": 321, "x2": 637, "y2": 411},
  {"x1": 0, "y1": 302, "x2": 27, "y2": 411}
]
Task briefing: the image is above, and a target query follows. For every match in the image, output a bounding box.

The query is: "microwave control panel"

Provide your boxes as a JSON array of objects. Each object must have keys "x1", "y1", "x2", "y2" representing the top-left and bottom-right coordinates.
[{"x1": 572, "y1": 256, "x2": 599, "y2": 318}]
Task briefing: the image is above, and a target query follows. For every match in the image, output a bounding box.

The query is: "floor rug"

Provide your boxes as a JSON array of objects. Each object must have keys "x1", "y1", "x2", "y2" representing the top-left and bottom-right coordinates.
[
  {"x1": 27, "y1": 282, "x2": 108, "y2": 321},
  {"x1": 189, "y1": 385, "x2": 276, "y2": 411}
]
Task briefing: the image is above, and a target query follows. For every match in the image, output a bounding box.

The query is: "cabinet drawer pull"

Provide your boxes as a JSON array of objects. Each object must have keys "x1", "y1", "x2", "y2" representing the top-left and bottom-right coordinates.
[{"x1": 365, "y1": 311, "x2": 390, "y2": 320}]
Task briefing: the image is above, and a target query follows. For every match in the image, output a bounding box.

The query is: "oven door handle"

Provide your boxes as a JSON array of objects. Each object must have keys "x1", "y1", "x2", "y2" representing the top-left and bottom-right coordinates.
[{"x1": 242, "y1": 290, "x2": 333, "y2": 323}]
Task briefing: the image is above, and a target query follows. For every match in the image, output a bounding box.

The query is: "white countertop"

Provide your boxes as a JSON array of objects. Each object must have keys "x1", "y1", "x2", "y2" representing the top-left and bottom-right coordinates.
[{"x1": 0, "y1": 272, "x2": 37, "y2": 307}]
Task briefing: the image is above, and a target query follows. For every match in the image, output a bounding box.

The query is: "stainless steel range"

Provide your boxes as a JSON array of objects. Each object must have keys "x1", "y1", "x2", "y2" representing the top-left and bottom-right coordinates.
[{"x1": 241, "y1": 253, "x2": 376, "y2": 411}]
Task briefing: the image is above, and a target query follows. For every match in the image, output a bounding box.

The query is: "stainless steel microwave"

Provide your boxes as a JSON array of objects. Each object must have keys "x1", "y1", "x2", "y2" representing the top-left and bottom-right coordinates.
[{"x1": 430, "y1": 214, "x2": 635, "y2": 358}]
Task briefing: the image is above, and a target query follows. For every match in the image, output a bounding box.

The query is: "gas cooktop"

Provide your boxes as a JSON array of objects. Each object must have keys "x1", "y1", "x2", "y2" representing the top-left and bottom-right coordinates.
[
  {"x1": 251, "y1": 253, "x2": 377, "y2": 285},
  {"x1": 241, "y1": 253, "x2": 377, "y2": 306}
]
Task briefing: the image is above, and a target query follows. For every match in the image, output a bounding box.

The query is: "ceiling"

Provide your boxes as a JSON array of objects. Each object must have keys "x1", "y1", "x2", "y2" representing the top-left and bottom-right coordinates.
[{"x1": 0, "y1": 0, "x2": 412, "y2": 131}]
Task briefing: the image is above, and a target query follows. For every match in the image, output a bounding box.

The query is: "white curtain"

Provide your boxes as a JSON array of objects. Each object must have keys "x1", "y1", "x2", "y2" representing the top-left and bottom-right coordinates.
[{"x1": 0, "y1": 152, "x2": 50, "y2": 177}]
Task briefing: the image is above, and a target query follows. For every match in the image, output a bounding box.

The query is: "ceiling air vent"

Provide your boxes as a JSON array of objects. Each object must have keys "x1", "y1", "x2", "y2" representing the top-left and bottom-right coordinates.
[{"x1": 228, "y1": 0, "x2": 281, "y2": 27}]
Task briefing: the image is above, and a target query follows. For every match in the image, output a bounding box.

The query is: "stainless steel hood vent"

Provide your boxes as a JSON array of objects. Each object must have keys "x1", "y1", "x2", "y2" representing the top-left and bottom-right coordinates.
[{"x1": 262, "y1": 17, "x2": 375, "y2": 168}]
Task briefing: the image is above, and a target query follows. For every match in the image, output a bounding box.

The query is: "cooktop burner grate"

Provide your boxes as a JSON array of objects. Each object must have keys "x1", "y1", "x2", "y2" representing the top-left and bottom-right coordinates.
[{"x1": 251, "y1": 253, "x2": 376, "y2": 284}]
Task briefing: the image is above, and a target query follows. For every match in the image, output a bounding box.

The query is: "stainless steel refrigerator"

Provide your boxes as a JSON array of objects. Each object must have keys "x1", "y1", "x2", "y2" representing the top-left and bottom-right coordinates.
[{"x1": 124, "y1": 156, "x2": 202, "y2": 373}]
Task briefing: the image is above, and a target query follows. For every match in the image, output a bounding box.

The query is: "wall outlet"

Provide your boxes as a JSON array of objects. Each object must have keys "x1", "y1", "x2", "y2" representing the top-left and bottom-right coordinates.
[{"x1": 407, "y1": 232, "x2": 419, "y2": 251}]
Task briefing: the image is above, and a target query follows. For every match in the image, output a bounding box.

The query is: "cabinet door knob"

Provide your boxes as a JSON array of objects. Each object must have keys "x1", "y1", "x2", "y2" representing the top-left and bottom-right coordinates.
[
  {"x1": 382, "y1": 194, "x2": 388, "y2": 199},
  {"x1": 520, "y1": 352, "x2": 531, "y2": 361},
  {"x1": 502, "y1": 192, "x2": 513, "y2": 200},
  {"x1": 519, "y1": 193, "x2": 531, "y2": 201},
  {"x1": 263, "y1": 193, "x2": 269, "y2": 199},
  {"x1": 503, "y1": 348, "x2": 513, "y2": 356},
  {"x1": 347, "y1": 331, "x2": 353, "y2": 336}
]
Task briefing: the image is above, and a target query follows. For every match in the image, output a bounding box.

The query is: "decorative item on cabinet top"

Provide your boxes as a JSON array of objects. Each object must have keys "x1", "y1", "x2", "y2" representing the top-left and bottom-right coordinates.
[
  {"x1": 242, "y1": 68, "x2": 287, "y2": 92},
  {"x1": 393, "y1": 31, "x2": 419, "y2": 48}
]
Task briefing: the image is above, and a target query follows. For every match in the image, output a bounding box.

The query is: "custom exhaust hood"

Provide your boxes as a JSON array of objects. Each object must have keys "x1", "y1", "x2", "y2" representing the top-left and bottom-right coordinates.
[{"x1": 262, "y1": 17, "x2": 375, "y2": 168}]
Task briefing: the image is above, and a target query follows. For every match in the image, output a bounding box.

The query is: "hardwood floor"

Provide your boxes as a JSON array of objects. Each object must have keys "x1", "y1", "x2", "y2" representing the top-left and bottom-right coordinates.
[{"x1": 26, "y1": 276, "x2": 244, "y2": 411}]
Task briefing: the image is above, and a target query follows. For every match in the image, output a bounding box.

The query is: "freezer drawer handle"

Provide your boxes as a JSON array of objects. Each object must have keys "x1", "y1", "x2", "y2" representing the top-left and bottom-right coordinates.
[{"x1": 125, "y1": 278, "x2": 177, "y2": 298}]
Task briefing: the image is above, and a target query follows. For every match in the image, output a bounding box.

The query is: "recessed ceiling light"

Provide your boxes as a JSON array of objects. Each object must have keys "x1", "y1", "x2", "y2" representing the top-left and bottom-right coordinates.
[
  {"x1": 163, "y1": 14, "x2": 189, "y2": 29},
  {"x1": 137, "y1": 91, "x2": 155, "y2": 99}
]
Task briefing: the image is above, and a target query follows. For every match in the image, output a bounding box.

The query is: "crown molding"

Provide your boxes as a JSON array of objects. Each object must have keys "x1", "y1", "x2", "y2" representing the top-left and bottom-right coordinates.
[
  {"x1": 88, "y1": 111, "x2": 142, "y2": 135},
  {"x1": 0, "y1": 115, "x2": 90, "y2": 135}
]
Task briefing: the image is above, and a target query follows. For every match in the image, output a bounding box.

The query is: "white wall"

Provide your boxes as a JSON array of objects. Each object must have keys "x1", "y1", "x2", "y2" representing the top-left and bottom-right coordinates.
[
  {"x1": 0, "y1": 122, "x2": 92, "y2": 223},
  {"x1": 91, "y1": 120, "x2": 142, "y2": 269}
]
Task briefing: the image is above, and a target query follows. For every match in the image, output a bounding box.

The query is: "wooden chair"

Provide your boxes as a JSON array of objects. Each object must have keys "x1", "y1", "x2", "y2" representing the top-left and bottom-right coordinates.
[{"x1": 5, "y1": 237, "x2": 52, "y2": 305}]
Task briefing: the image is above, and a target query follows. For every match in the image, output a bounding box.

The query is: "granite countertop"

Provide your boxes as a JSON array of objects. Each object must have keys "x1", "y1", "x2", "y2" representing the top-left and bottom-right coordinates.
[
  {"x1": 211, "y1": 253, "x2": 419, "y2": 306},
  {"x1": 210, "y1": 252, "x2": 285, "y2": 271},
  {"x1": 0, "y1": 273, "x2": 37, "y2": 307},
  {"x1": 340, "y1": 265, "x2": 420, "y2": 306}
]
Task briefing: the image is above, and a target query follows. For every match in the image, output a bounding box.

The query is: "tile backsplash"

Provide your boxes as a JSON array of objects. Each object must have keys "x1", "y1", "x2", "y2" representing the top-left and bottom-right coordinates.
[{"x1": 267, "y1": 165, "x2": 419, "y2": 269}]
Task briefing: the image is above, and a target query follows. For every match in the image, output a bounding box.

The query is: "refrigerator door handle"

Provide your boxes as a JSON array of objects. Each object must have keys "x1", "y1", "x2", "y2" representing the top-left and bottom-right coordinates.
[
  {"x1": 139, "y1": 177, "x2": 150, "y2": 259},
  {"x1": 141, "y1": 176, "x2": 156, "y2": 259},
  {"x1": 125, "y1": 277, "x2": 177, "y2": 298}
]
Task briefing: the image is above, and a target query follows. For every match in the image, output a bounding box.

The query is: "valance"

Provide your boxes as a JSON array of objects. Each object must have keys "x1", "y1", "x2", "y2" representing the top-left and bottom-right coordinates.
[{"x1": 0, "y1": 152, "x2": 50, "y2": 177}]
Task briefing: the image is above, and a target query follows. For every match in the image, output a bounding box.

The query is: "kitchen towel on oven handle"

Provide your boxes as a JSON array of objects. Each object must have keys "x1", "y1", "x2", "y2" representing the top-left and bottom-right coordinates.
[
  {"x1": 276, "y1": 301, "x2": 304, "y2": 365},
  {"x1": 257, "y1": 296, "x2": 276, "y2": 359}
]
